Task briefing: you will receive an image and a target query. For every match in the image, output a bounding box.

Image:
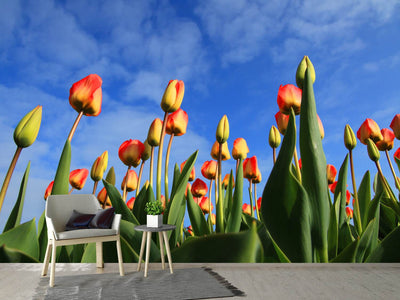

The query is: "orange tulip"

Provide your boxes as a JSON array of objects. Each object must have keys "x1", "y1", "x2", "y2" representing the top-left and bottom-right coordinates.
[
  {"x1": 326, "y1": 164, "x2": 337, "y2": 184},
  {"x1": 147, "y1": 118, "x2": 163, "y2": 147},
  {"x1": 390, "y1": 114, "x2": 400, "y2": 139},
  {"x1": 357, "y1": 118, "x2": 383, "y2": 144},
  {"x1": 232, "y1": 138, "x2": 249, "y2": 160},
  {"x1": 242, "y1": 203, "x2": 255, "y2": 216},
  {"x1": 69, "y1": 74, "x2": 102, "y2": 116},
  {"x1": 166, "y1": 108, "x2": 188, "y2": 136},
  {"x1": 191, "y1": 178, "x2": 208, "y2": 198},
  {"x1": 243, "y1": 156, "x2": 258, "y2": 180},
  {"x1": 257, "y1": 197, "x2": 262, "y2": 209},
  {"x1": 211, "y1": 141, "x2": 231, "y2": 161},
  {"x1": 201, "y1": 160, "x2": 217, "y2": 180},
  {"x1": 161, "y1": 80, "x2": 185, "y2": 113},
  {"x1": 199, "y1": 196, "x2": 213, "y2": 214},
  {"x1": 118, "y1": 139, "x2": 145, "y2": 167},
  {"x1": 346, "y1": 190, "x2": 351, "y2": 205},
  {"x1": 275, "y1": 111, "x2": 290, "y2": 135},
  {"x1": 277, "y1": 84, "x2": 302, "y2": 115},
  {"x1": 329, "y1": 181, "x2": 337, "y2": 194},
  {"x1": 69, "y1": 168, "x2": 89, "y2": 190},
  {"x1": 187, "y1": 225, "x2": 194, "y2": 236},
  {"x1": 181, "y1": 160, "x2": 195, "y2": 181},
  {"x1": 160, "y1": 195, "x2": 166, "y2": 210},
  {"x1": 97, "y1": 187, "x2": 111, "y2": 206},
  {"x1": 126, "y1": 197, "x2": 135, "y2": 210},
  {"x1": 44, "y1": 181, "x2": 54, "y2": 200},
  {"x1": 346, "y1": 207, "x2": 353, "y2": 219},
  {"x1": 222, "y1": 173, "x2": 234, "y2": 189},
  {"x1": 394, "y1": 148, "x2": 400, "y2": 161},
  {"x1": 121, "y1": 170, "x2": 138, "y2": 192},
  {"x1": 253, "y1": 168, "x2": 262, "y2": 184},
  {"x1": 376, "y1": 128, "x2": 395, "y2": 151}
]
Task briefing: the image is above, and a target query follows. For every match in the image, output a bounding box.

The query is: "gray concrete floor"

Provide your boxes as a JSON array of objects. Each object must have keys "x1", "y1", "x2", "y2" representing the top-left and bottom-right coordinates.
[{"x1": 1, "y1": 263, "x2": 400, "y2": 299}]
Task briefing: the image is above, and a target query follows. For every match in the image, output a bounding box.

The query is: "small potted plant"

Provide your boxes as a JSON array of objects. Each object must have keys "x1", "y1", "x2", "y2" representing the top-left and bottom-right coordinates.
[{"x1": 145, "y1": 201, "x2": 164, "y2": 227}]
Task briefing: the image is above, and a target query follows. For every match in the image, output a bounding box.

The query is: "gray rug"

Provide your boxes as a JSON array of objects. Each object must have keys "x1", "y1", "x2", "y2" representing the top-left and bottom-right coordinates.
[{"x1": 34, "y1": 267, "x2": 245, "y2": 299}]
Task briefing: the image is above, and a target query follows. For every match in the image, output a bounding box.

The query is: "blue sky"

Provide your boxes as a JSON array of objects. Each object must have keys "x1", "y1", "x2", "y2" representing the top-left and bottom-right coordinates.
[{"x1": 0, "y1": 0, "x2": 400, "y2": 230}]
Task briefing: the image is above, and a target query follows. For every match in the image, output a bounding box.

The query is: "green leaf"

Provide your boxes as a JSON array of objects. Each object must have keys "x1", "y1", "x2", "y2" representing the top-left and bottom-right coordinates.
[
  {"x1": 262, "y1": 109, "x2": 312, "y2": 262},
  {"x1": 186, "y1": 190, "x2": 210, "y2": 236},
  {"x1": 330, "y1": 238, "x2": 359, "y2": 263},
  {"x1": 171, "y1": 222, "x2": 263, "y2": 262},
  {"x1": 37, "y1": 210, "x2": 48, "y2": 261},
  {"x1": 327, "y1": 198, "x2": 339, "y2": 260},
  {"x1": 133, "y1": 185, "x2": 150, "y2": 224},
  {"x1": 355, "y1": 218, "x2": 377, "y2": 262},
  {"x1": 3, "y1": 161, "x2": 30, "y2": 232},
  {"x1": 358, "y1": 171, "x2": 371, "y2": 230},
  {"x1": 365, "y1": 192, "x2": 380, "y2": 258},
  {"x1": 51, "y1": 140, "x2": 71, "y2": 195},
  {"x1": 366, "y1": 225, "x2": 400, "y2": 262},
  {"x1": 0, "y1": 244, "x2": 39, "y2": 263},
  {"x1": 334, "y1": 155, "x2": 349, "y2": 229},
  {"x1": 226, "y1": 160, "x2": 243, "y2": 233},
  {"x1": 103, "y1": 180, "x2": 139, "y2": 225},
  {"x1": 338, "y1": 222, "x2": 355, "y2": 253},
  {"x1": 379, "y1": 200, "x2": 397, "y2": 239},
  {"x1": 299, "y1": 69, "x2": 330, "y2": 262},
  {"x1": 0, "y1": 219, "x2": 39, "y2": 260}
]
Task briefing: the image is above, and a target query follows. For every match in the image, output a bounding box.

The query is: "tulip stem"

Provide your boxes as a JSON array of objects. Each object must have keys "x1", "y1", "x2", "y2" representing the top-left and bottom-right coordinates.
[
  {"x1": 349, "y1": 150, "x2": 362, "y2": 235},
  {"x1": 216, "y1": 144, "x2": 224, "y2": 233},
  {"x1": 68, "y1": 188, "x2": 74, "y2": 195},
  {"x1": 249, "y1": 179, "x2": 254, "y2": 218},
  {"x1": 123, "y1": 166, "x2": 131, "y2": 201},
  {"x1": 156, "y1": 112, "x2": 168, "y2": 202},
  {"x1": 273, "y1": 148, "x2": 277, "y2": 164},
  {"x1": 208, "y1": 179, "x2": 213, "y2": 232},
  {"x1": 293, "y1": 146, "x2": 301, "y2": 183},
  {"x1": 165, "y1": 134, "x2": 174, "y2": 203},
  {"x1": 0, "y1": 147, "x2": 22, "y2": 217},
  {"x1": 67, "y1": 111, "x2": 84, "y2": 142},
  {"x1": 149, "y1": 146, "x2": 155, "y2": 188},
  {"x1": 254, "y1": 182, "x2": 260, "y2": 220},
  {"x1": 375, "y1": 161, "x2": 400, "y2": 214},
  {"x1": 136, "y1": 161, "x2": 145, "y2": 197},
  {"x1": 385, "y1": 150, "x2": 400, "y2": 191},
  {"x1": 92, "y1": 181, "x2": 98, "y2": 195}
]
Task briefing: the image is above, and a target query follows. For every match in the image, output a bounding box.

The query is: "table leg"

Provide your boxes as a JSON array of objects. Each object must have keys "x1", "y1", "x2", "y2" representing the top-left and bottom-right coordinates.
[
  {"x1": 137, "y1": 231, "x2": 147, "y2": 272},
  {"x1": 158, "y1": 232, "x2": 165, "y2": 269},
  {"x1": 162, "y1": 231, "x2": 173, "y2": 274},
  {"x1": 144, "y1": 231, "x2": 152, "y2": 277}
]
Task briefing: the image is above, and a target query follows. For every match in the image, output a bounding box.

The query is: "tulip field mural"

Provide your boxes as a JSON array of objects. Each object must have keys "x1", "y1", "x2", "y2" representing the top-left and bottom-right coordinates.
[{"x1": 2, "y1": 56, "x2": 400, "y2": 264}]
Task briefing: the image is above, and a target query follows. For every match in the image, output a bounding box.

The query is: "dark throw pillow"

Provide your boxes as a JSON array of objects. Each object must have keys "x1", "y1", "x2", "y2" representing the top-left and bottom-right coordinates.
[
  {"x1": 89, "y1": 207, "x2": 115, "y2": 229},
  {"x1": 65, "y1": 210, "x2": 96, "y2": 231}
]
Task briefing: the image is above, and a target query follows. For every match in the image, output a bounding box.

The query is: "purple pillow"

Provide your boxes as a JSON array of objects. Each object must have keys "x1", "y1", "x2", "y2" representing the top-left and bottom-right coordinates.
[
  {"x1": 65, "y1": 210, "x2": 95, "y2": 231},
  {"x1": 89, "y1": 207, "x2": 115, "y2": 229}
]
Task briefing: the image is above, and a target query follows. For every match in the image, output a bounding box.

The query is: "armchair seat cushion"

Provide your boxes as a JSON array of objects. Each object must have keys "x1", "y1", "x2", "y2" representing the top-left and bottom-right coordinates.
[{"x1": 57, "y1": 228, "x2": 118, "y2": 240}]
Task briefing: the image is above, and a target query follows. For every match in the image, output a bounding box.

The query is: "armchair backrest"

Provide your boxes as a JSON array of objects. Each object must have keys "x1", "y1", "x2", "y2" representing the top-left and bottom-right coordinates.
[{"x1": 46, "y1": 194, "x2": 101, "y2": 233}]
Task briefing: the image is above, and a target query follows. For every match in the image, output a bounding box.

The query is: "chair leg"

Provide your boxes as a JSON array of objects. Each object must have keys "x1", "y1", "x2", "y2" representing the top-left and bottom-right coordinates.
[
  {"x1": 116, "y1": 237, "x2": 124, "y2": 276},
  {"x1": 41, "y1": 242, "x2": 52, "y2": 276},
  {"x1": 50, "y1": 243, "x2": 57, "y2": 287},
  {"x1": 96, "y1": 242, "x2": 104, "y2": 268}
]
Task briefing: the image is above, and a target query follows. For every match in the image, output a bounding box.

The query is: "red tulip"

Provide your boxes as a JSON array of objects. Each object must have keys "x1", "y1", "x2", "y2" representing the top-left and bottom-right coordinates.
[
  {"x1": 121, "y1": 170, "x2": 138, "y2": 192},
  {"x1": 357, "y1": 118, "x2": 383, "y2": 145},
  {"x1": 390, "y1": 114, "x2": 400, "y2": 139},
  {"x1": 187, "y1": 225, "x2": 194, "y2": 236},
  {"x1": 243, "y1": 156, "x2": 258, "y2": 180},
  {"x1": 232, "y1": 138, "x2": 249, "y2": 160},
  {"x1": 126, "y1": 197, "x2": 135, "y2": 210},
  {"x1": 375, "y1": 128, "x2": 395, "y2": 151},
  {"x1": 298, "y1": 158, "x2": 302, "y2": 169},
  {"x1": 44, "y1": 181, "x2": 54, "y2": 200},
  {"x1": 346, "y1": 190, "x2": 351, "y2": 205},
  {"x1": 346, "y1": 207, "x2": 353, "y2": 219},
  {"x1": 166, "y1": 108, "x2": 188, "y2": 136},
  {"x1": 257, "y1": 197, "x2": 262, "y2": 209},
  {"x1": 201, "y1": 160, "x2": 218, "y2": 180},
  {"x1": 394, "y1": 148, "x2": 400, "y2": 161},
  {"x1": 69, "y1": 74, "x2": 102, "y2": 116},
  {"x1": 329, "y1": 181, "x2": 337, "y2": 194},
  {"x1": 199, "y1": 196, "x2": 213, "y2": 214},
  {"x1": 242, "y1": 203, "x2": 255, "y2": 216},
  {"x1": 181, "y1": 160, "x2": 195, "y2": 181},
  {"x1": 277, "y1": 84, "x2": 302, "y2": 115},
  {"x1": 191, "y1": 178, "x2": 208, "y2": 198},
  {"x1": 326, "y1": 164, "x2": 337, "y2": 184},
  {"x1": 69, "y1": 168, "x2": 89, "y2": 190},
  {"x1": 118, "y1": 139, "x2": 145, "y2": 167},
  {"x1": 275, "y1": 111, "x2": 290, "y2": 135}
]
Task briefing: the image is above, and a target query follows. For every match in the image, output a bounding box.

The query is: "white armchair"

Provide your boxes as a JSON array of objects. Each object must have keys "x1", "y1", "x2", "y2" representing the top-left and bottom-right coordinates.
[{"x1": 41, "y1": 194, "x2": 124, "y2": 287}]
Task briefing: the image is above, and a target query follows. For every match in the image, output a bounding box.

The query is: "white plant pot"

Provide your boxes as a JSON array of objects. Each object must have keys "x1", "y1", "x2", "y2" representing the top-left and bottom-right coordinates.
[{"x1": 147, "y1": 214, "x2": 163, "y2": 228}]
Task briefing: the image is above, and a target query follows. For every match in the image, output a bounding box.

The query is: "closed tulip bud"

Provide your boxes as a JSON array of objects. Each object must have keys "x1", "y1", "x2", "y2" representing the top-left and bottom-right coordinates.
[
  {"x1": 105, "y1": 167, "x2": 116, "y2": 185},
  {"x1": 166, "y1": 108, "x2": 188, "y2": 136},
  {"x1": 201, "y1": 160, "x2": 218, "y2": 180},
  {"x1": 44, "y1": 181, "x2": 54, "y2": 200},
  {"x1": 121, "y1": 169, "x2": 138, "y2": 192},
  {"x1": 376, "y1": 128, "x2": 395, "y2": 151},
  {"x1": 191, "y1": 178, "x2": 208, "y2": 198},
  {"x1": 210, "y1": 213, "x2": 216, "y2": 225},
  {"x1": 69, "y1": 168, "x2": 89, "y2": 190},
  {"x1": 394, "y1": 148, "x2": 400, "y2": 161},
  {"x1": 344, "y1": 124, "x2": 357, "y2": 150},
  {"x1": 296, "y1": 55, "x2": 316, "y2": 90},
  {"x1": 317, "y1": 114, "x2": 324, "y2": 139},
  {"x1": 326, "y1": 164, "x2": 337, "y2": 184},
  {"x1": 346, "y1": 207, "x2": 353, "y2": 219},
  {"x1": 216, "y1": 115, "x2": 229, "y2": 143},
  {"x1": 357, "y1": 118, "x2": 383, "y2": 145},
  {"x1": 141, "y1": 140, "x2": 152, "y2": 161},
  {"x1": 13, "y1": 105, "x2": 42, "y2": 148},
  {"x1": 118, "y1": 139, "x2": 145, "y2": 167},
  {"x1": 346, "y1": 190, "x2": 351, "y2": 205},
  {"x1": 242, "y1": 203, "x2": 254, "y2": 216},
  {"x1": 69, "y1": 74, "x2": 102, "y2": 116},
  {"x1": 91, "y1": 156, "x2": 105, "y2": 181},
  {"x1": 147, "y1": 118, "x2": 163, "y2": 147},
  {"x1": 269, "y1": 125, "x2": 281, "y2": 148},
  {"x1": 232, "y1": 138, "x2": 249, "y2": 160},
  {"x1": 257, "y1": 197, "x2": 262, "y2": 209},
  {"x1": 181, "y1": 160, "x2": 195, "y2": 181},
  {"x1": 243, "y1": 156, "x2": 258, "y2": 180},
  {"x1": 390, "y1": 114, "x2": 400, "y2": 139},
  {"x1": 199, "y1": 196, "x2": 213, "y2": 214},
  {"x1": 126, "y1": 197, "x2": 135, "y2": 210},
  {"x1": 211, "y1": 141, "x2": 231, "y2": 161},
  {"x1": 366, "y1": 138, "x2": 380, "y2": 162},
  {"x1": 222, "y1": 173, "x2": 234, "y2": 189},
  {"x1": 97, "y1": 187, "x2": 111, "y2": 206},
  {"x1": 275, "y1": 111, "x2": 289, "y2": 135},
  {"x1": 277, "y1": 84, "x2": 302, "y2": 115},
  {"x1": 161, "y1": 80, "x2": 185, "y2": 113},
  {"x1": 100, "y1": 151, "x2": 108, "y2": 172}
]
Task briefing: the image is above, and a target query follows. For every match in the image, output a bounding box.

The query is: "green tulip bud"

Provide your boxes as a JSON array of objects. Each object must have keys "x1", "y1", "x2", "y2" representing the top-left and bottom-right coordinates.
[
  {"x1": 366, "y1": 138, "x2": 380, "y2": 162},
  {"x1": 141, "y1": 139, "x2": 151, "y2": 161},
  {"x1": 216, "y1": 115, "x2": 229, "y2": 143},
  {"x1": 344, "y1": 124, "x2": 357, "y2": 150},
  {"x1": 296, "y1": 56, "x2": 316, "y2": 89},
  {"x1": 13, "y1": 105, "x2": 42, "y2": 148},
  {"x1": 105, "y1": 166, "x2": 116, "y2": 185},
  {"x1": 269, "y1": 125, "x2": 281, "y2": 148}
]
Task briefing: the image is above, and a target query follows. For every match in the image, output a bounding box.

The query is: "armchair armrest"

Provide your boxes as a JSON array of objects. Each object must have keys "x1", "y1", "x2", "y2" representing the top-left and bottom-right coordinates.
[
  {"x1": 112, "y1": 214, "x2": 121, "y2": 234},
  {"x1": 45, "y1": 216, "x2": 59, "y2": 240}
]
